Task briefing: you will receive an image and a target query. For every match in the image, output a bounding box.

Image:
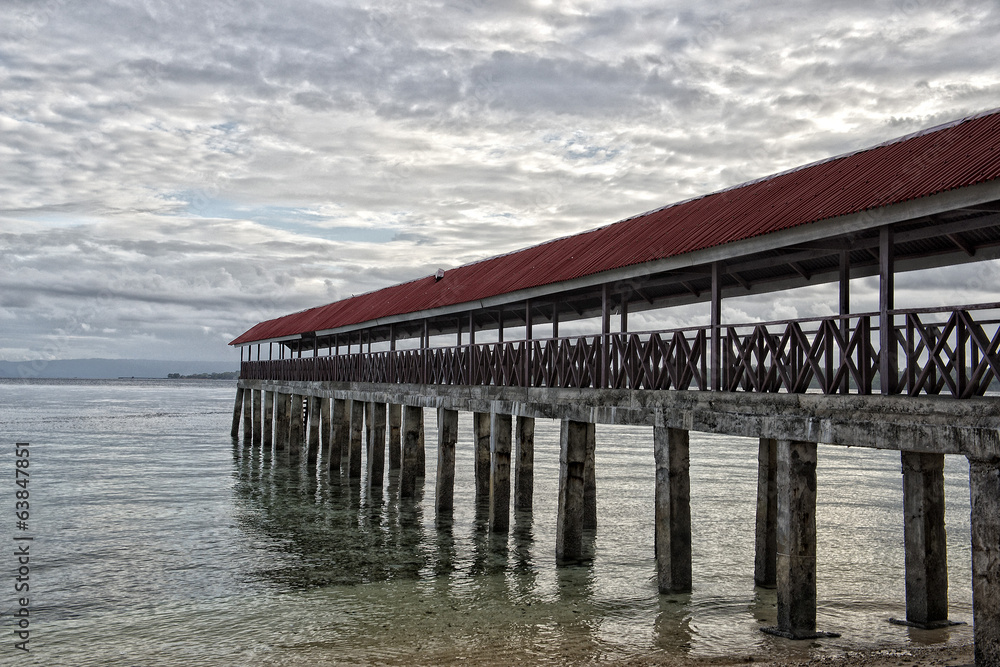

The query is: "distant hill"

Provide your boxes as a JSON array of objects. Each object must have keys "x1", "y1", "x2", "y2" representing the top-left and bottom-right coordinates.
[{"x1": 0, "y1": 359, "x2": 239, "y2": 380}]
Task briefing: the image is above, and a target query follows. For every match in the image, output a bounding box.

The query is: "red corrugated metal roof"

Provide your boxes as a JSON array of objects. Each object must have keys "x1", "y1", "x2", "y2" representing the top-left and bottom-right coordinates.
[{"x1": 231, "y1": 109, "x2": 1000, "y2": 345}]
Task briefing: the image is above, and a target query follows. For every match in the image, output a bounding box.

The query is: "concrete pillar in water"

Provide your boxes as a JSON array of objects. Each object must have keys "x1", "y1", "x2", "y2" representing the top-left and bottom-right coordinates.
[
  {"x1": 969, "y1": 456, "x2": 1000, "y2": 667},
  {"x1": 348, "y1": 399, "x2": 364, "y2": 479},
  {"x1": 514, "y1": 416, "x2": 535, "y2": 512},
  {"x1": 387, "y1": 404, "x2": 401, "y2": 471},
  {"x1": 900, "y1": 451, "x2": 949, "y2": 627},
  {"x1": 584, "y1": 422, "x2": 597, "y2": 529},
  {"x1": 242, "y1": 388, "x2": 253, "y2": 443},
  {"x1": 774, "y1": 439, "x2": 820, "y2": 639},
  {"x1": 489, "y1": 412, "x2": 512, "y2": 533},
  {"x1": 252, "y1": 389, "x2": 262, "y2": 446},
  {"x1": 307, "y1": 395, "x2": 320, "y2": 465},
  {"x1": 556, "y1": 419, "x2": 588, "y2": 562},
  {"x1": 367, "y1": 402, "x2": 386, "y2": 488},
  {"x1": 288, "y1": 395, "x2": 304, "y2": 457},
  {"x1": 653, "y1": 426, "x2": 692, "y2": 593},
  {"x1": 401, "y1": 405, "x2": 423, "y2": 498},
  {"x1": 231, "y1": 387, "x2": 244, "y2": 439},
  {"x1": 329, "y1": 398, "x2": 347, "y2": 472},
  {"x1": 755, "y1": 437, "x2": 778, "y2": 588},
  {"x1": 436, "y1": 407, "x2": 458, "y2": 514},
  {"x1": 263, "y1": 391, "x2": 274, "y2": 450},
  {"x1": 319, "y1": 396, "x2": 330, "y2": 456},
  {"x1": 275, "y1": 393, "x2": 289, "y2": 451},
  {"x1": 474, "y1": 412, "x2": 491, "y2": 500}
]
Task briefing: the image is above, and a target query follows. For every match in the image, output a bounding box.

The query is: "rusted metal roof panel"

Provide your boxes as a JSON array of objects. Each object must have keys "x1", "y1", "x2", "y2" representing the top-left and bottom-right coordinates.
[{"x1": 232, "y1": 109, "x2": 1000, "y2": 345}]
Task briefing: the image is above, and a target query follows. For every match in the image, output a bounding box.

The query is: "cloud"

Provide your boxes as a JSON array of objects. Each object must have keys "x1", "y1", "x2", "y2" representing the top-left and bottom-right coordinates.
[{"x1": 1, "y1": 0, "x2": 998, "y2": 360}]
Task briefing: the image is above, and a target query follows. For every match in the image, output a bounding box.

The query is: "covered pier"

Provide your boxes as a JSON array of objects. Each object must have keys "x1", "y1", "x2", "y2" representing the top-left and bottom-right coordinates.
[{"x1": 230, "y1": 109, "x2": 1000, "y2": 664}]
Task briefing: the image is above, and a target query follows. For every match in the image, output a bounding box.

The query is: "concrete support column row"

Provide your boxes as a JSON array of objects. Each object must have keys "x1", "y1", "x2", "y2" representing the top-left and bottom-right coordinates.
[
  {"x1": 307, "y1": 396, "x2": 320, "y2": 464},
  {"x1": 557, "y1": 419, "x2": 588, "y2": 562},
  {"x1": 388, "y1": 404, "x2": 402, "y2": 471},
  {"x1": 275, "y1": 392, "x2": 290, "y2": 451},
  {"x1": 514, "y1": 416, "x2": 535, "y2": 512},
  {"x1": 288, "y1": 394, "x2": 304, "y2": 458},
  {"x1": 348, "y1": 400, "x2": 364, "y2": 479}
]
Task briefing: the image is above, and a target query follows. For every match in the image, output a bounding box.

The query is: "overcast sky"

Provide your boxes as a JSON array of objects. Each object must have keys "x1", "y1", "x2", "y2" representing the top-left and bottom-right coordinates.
[{"x1": 2, "y1": 0, "x2": 998, "y2": 361}]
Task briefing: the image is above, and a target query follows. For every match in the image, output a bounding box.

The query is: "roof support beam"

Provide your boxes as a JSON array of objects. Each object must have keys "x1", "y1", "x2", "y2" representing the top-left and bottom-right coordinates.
[
  {"x1": 880, "y1": 226, "x2": 897, "y2": 395},
  {"x1": 711, "y1": 262, "x2": 722, "y2": 392},
  {"x1": 730, "y1": 270, "x2": 751, "y2": 290},
  {"x1": 947, "y1": 233, "x2": 976, "y2": 257},
  {"x1": 789, "y1": 262, "x2": 811, "y2": 281}
]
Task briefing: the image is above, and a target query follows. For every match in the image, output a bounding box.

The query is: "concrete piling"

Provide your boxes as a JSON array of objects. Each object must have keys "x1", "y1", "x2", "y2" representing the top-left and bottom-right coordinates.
[
  {"x1": 263, "y1": 391, "x2": 274, "y2": 450},
  {"x1": 584, "y1": 422, "x2": 597, "y2": 530},
  {"x1": 348, "y1": 399, "x2": 364, "y2": 479},
  {"x1": 969, "y1": 457, "x2": 1000, "y2": 667},
  {"x1": 514, "y1": 416, "x2": 535, "y2": 512},
  {"x1": 474, "y1": 412, "x2": 491, "y2": 500},
  {"x1": 242, "y1": 388, "x2": 253, "y2": 443},
  {"x1": 775, "y1": 440, "x2": 819, "y2": 639},
  {"x1": 489, "y1": 412, "x2": 512, "y2": 533},
  {"x1": 901, "y1": 451, "x2": 949, "y2": 627},
  {"x1": 319, "y1": 396, "x2": 330, "y2": 456},
  {"x1": 307, "y1": 395, "x2": 320, "y2": 465},
  {"x1": 367, "y1": 402, "x2": 386, "y2": 488},
  {"x1": 557, "y1": 419, "x2": 588, "y2": 562},
  {"x1": 288, "y1": 394, "x2": 304, "y2": 458},
  {"x1": 388, "y1": 404, "x2": 402, "y2": 470},
  {"x1": 330, "y1": 398, "x2": 347, "y2": 472},
  {"x1": 231, "y1": 387, "x2": 244, "y2": 439},
  {"x1": 435, "y1": 407, "x2": 458, "y2": 514},
  {"x1": 401, "y1": 405, "x2": 423, "y2": 498},
  {"x1": 755, "y1": 437, "x2": 778, "y2": 588},
  {"x1": 275, "y1": 393, "x2": 289, "y2": 451},
  {"x1": 252, "y1": 389, "x2": 262, "y2": 446},
  {"x1": 653, "y1": 426, "x2": 692, "y2": 593}
]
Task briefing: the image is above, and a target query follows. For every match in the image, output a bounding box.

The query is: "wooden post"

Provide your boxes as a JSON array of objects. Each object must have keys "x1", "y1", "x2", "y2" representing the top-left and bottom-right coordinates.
[
  {"x1": 329, "y1": 398, "x2": 347, "y2": 471},
  {"x1": 231, "y1": 387, "x2": 244, "y2": 439},
  {"x1": 601, "y1": 284, "x2": 610, "y2": 388},
  {"x1": 774, "y1": 440, "x2": 819, "y2": 639},
  {"x1": 711, "y1": 261, "x2": 722, "y2": 391},
  {"x1": 263, "y1": 390, "x2": 274, "y2": 450},
  {"x1": 242, "y1": 388, "x2": 253, "y2": 443},
  {"x1": 654, "y1": 426, "x2": 692, "y2": 593},
  {"x1": 584, "y1": 422, "x2": 597, "y2": 529},
  {"x1": 969, "y1": 457, "x2": 1000, "y2": 666},
  {"x1": 435, "y1": 407, "x2": 458, "y2": 514},
  {"x1": 557, "y1": 419, "x2": 588, "y2": 562},
  {"x1": 754, "y1": 438, "x2": 778, "y2": 588},
  {"x1": 474, "y1": 412, "x2": 491, "y2": 500},
  {"x1": 401, "y1": 405, "x2": 423, "y2": 498},
  {"x1": 307, "y1": 395, "x2": 320, "y2": 464},
  {"x1": 514, "y1": 416, "x2": 535, "y2": 512},
  {"x1": 367, "y1": 402, "x2": 386, "y2": 488},
  {"x1": 489, "y1": 412, "x2": 512, "y2": 533},
  {"x1": 347, "y1": 399, "x2": 364, "y2": 479},
  {"x1": 524, "y1": 300, "x2": 533, "y2": 387},
  {"x1": 388, "y1": 404, "x2": 402, "y2": 470},
  {"x1": 552, "y1": 305, "x2": 559, "y2": 339},
  {"x1": 839, "y1": 249, "x2": 851, "y2": 394},
  {"x1": 880, "y1": 226, "x2": 897, "y2": 394},
  {"x1": 900, "y1": 451, "x2": 949, "y2": 627}
]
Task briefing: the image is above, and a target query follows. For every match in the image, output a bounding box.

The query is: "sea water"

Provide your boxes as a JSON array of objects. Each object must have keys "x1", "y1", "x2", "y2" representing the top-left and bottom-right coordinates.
[{"x1": 0, "y1": 379, "x2": 974, "y2": 665}]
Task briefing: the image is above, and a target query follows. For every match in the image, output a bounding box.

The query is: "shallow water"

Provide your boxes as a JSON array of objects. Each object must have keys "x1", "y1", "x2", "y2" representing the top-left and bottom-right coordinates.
[{"x1": 0, "y1": 379, "x2": 974, "y2": 665}]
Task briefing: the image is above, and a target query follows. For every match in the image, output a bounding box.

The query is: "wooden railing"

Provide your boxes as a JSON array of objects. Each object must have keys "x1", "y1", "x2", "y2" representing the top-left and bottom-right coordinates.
[{"x1": 241, "y1": 303, "x2": 1000, "y2": 399}]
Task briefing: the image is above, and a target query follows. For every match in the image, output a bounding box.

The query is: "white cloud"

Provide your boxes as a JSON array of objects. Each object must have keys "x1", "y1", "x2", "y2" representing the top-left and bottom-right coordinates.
[{"x1": 1, "y1": 0, "x2": 998, "y2": 360}]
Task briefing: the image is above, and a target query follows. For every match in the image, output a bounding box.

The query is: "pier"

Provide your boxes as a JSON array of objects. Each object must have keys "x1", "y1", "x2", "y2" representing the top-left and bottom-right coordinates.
[{"x1": 230, "y1": 110, "x2": 1000, "y2": 664}]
